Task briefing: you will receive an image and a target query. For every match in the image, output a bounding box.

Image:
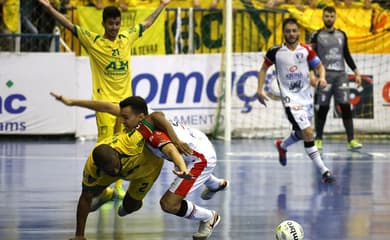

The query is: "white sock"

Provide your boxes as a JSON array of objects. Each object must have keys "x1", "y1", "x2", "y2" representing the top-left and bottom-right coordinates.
[
  {"x1": 184, "y1": 200, "x2": 213, "y2": 221},
  {"x1": 305, "y1": 146, "x2": 329, "y2": 174},
  {"x1": 204, "y1": 174, "x2": 221, "y2": 190}
]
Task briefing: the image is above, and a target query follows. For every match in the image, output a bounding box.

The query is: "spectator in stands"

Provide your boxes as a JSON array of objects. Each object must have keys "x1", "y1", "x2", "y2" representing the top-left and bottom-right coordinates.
[
  {"x1": 333, "y1": 0, "x2": 372, "y2": 9},
  {"x1": 262, "y1": 0, "x2": 319, "y2": 11},
  {"x1": 0, "y1": 0, "x2": 18, "y2": 51}
]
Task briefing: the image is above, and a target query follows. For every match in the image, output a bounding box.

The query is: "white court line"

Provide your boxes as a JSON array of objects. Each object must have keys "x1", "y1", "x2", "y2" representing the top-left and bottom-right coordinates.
[
  {"x1": 226, "y1": 151, "x2": 387, "y2": 158},
  {"x1": 217, "y1": 158, "x2": 390, "y2": 164}
]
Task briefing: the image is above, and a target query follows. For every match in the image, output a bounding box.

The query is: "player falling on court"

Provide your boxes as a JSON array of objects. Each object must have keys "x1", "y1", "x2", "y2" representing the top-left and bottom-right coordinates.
[
  {"x1": 38, "y1": 0, "x2": 171, "y2": 198},
  {"x1": 50, "y1": 93, "x2": 229, "y2": 240},
  {"x1": 311, "y1": 6, "x2": 363, "y2": 151},
  {"x1": 256, "y1": 17, "x2": 336, "y2": 183}
]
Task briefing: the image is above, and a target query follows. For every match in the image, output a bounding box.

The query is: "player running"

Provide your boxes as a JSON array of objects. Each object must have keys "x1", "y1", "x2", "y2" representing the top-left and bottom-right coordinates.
[{"x1": 256, "y1": 17, "x2": 336, "y2": 183}]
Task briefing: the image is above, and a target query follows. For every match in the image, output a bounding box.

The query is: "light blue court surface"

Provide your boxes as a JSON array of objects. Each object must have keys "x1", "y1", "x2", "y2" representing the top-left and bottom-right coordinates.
[{"x1": 0, "y1": 138, "x2": 389, "y2": 240}]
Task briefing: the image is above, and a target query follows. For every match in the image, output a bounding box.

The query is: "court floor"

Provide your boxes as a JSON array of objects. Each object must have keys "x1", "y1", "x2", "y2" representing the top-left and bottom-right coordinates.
[{"x1": 0, "y1": 137, "x2": 389, "y2": 240}]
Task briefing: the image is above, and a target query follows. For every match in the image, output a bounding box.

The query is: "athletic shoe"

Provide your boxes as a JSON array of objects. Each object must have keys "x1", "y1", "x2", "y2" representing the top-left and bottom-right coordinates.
[
  {"x1": 314, "y1": 139, "x2": 323, "y2": 150},
  {"x1": 322, "y1": 171, "x2": 336, "y2": 184},
  {"x1": 275, "y1": 139, "x2": 287, "y2": 166},
  {"x1": 201, "y1": 179, "x2": 229, "y2": 200},
  {"x1": 193, "y1": 210, "x2": 221, "y2": 240},
  {"x1": 348, "y1": 139, "x2": 363, "y2": 150},
  {"x1": 90, "y1": 187, "x2": 117, "y2": 212},
  {"x1": 114, "y1": 185, "x2": 126, "y2": 200},
  {"x1": 117, "y1": 204, "x2": 128, "y2": 217}
]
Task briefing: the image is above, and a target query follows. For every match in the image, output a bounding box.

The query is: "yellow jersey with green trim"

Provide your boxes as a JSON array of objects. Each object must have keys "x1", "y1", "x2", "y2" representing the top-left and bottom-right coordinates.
[{"x1": 74, "y1": 24, "x2": 143, "y2": 101}]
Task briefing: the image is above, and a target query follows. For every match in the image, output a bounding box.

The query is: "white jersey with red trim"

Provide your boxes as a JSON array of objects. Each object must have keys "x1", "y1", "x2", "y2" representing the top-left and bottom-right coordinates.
[
  {"x1": 263, "y1": 43, "x2": 321, "y2": 107},
  {"x1": 146, "y1": 119, "x2": 216, "y2": 167},
  {"x1": 145, "y1": 119, "x2": 217, "y2": 197}
]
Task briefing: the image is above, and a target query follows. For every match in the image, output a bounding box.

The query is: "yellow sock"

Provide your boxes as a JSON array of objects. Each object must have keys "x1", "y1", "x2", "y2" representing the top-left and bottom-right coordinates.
[
  {"x1": 99, "y1": 187, "x2": 114, "y2": 202},
  {"x1": 114, "y1": 179, "x2": 123, "y2": 189}
]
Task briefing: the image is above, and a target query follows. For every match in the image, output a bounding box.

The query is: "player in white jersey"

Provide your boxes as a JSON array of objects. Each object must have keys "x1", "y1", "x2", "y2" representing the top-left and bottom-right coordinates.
[
  {"x1": 256, "y1": 17, "x2": 336, "y2": 183},
  {"x1": 146, "y1": 120, "x2": 219, "y2": 197},
  {"x1": 137, "y1": 118, "x2": 227, "y2": 240},
  {"x1": 50, "y1": 92, "x2": 228, "y2": 240}
]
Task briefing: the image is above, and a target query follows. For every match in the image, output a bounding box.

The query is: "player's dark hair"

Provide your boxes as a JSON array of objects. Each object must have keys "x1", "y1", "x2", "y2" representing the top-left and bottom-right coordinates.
[
  {"x1": 323, "y1": 6, "x2": 336, "y2": 14},
  {"x1": 102, "y1": 6, "x2": 121, "y2": 22},
  {"x1": 92, "y1": 144, "x2": 117, "y2": 168},
  {"x1": 119, "y1": 96, "x2": 149, "y2": 115},
  {"x1": 282, "y1": 17, "x2": 299, "y2": 30}
]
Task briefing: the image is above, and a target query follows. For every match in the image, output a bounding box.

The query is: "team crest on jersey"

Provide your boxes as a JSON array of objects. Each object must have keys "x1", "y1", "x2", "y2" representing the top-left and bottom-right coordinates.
[{"x1": 289, "y1": 65, "x2": 298, "y2": 72}]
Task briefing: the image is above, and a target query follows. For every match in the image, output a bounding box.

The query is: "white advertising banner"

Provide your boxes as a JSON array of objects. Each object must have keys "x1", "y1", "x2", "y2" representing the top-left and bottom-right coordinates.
[
  {"x1": 74, "y1": 57, "x2": 97, "y2": 139},
  {"x1": 0, "y1": 52, "x2": 76, "y2": 135},
  {"x1": 132, "y1": 54, "x2": 223, "y2": 133},
  {"x1": 1, "y1": 53, "x2": 389, "y2": 137}
]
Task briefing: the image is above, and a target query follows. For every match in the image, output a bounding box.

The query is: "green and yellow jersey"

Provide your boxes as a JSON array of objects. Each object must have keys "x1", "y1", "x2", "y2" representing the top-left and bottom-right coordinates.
[{"x1": 74, "y1": 24, "x2": 143, "y2": 102}]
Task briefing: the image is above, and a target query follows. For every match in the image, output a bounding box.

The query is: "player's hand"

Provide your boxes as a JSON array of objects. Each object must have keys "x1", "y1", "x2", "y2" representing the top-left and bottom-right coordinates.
[
  {"x1": 173, "y1": 141, "x2": 193, "y2": 155},
  {"x1": 317, "y1": 78, "x2": 327, "y2": 89},
  {"x1": 257, "y1": 92, "x2": 268, "y2": 107},
  {"x1": 172, "y1": 169, "x2": 194, "y2": 180},
  {"x1": 119, "y1": 1, "x2": 128, "y2": 11},
  {"x1": 50, "y1": 92, "x2": 73, "y2": 106},
  {"x1": 355, "y1": 75, "x2": 362, "y2": 87}
]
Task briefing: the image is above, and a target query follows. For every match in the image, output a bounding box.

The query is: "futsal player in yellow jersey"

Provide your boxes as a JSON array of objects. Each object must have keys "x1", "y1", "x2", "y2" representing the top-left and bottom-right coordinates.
[
  {"x1": 38, "y1": 0, "x2": 171, "y2": 197},
  {"x1": 38, "y1": 0, "x2": 170, "y2": 141},
  {"x1": 73, "y1": 130, "x2": 164, "y2": 240}
]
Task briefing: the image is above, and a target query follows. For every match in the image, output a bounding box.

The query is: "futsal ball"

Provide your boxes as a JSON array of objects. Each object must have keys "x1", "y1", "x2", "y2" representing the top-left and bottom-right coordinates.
[
  {"x1": 264, "y1": 66, "x2": 281, "y2": 100},
  {"x1": 275, "y1": 220, "x2": 304, "y2": 240}
]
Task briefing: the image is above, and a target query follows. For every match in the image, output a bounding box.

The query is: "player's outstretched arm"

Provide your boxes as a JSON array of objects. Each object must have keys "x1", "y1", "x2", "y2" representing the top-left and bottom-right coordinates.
[
  {"x1": 38, "y1": 0, "x2": 75, "y2": 33},
  {"x1": 145, "y1": 111, "x2": 193, "y2": 155},
  {"x1": 50, "y1": 92, "x2": 120, "y2": 116},
  {"x1": 160, "y1": 143, "x2": 193, "y2": 180},
  {"x1": 141, "y1": 0, "x2": 170, "y2": 30}
]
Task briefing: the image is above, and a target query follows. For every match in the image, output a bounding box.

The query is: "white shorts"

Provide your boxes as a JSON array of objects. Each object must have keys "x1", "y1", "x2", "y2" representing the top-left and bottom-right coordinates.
[
  {"x1": 168, "y1": 143, "x2": 217, "y2": 197},
  {"x1": 285, "y1": 104, "x2": 313, "y2": 131}
]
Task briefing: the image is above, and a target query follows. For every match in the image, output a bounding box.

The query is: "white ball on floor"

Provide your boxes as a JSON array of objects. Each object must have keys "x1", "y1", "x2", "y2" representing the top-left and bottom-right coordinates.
[{"x1": 275, "y1": 220, "x2": 304, "y2": 240}]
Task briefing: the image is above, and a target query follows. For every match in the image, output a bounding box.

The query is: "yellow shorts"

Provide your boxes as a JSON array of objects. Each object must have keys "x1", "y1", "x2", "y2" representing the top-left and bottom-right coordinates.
[{"x1": 82, "y1": 147, "x2": 163, "y2": 200}]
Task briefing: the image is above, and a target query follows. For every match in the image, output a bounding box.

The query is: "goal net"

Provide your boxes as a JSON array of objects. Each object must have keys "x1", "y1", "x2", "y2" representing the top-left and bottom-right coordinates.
[{"x1": 211, "y1": 1, "x2": 390, "y2": 139}]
